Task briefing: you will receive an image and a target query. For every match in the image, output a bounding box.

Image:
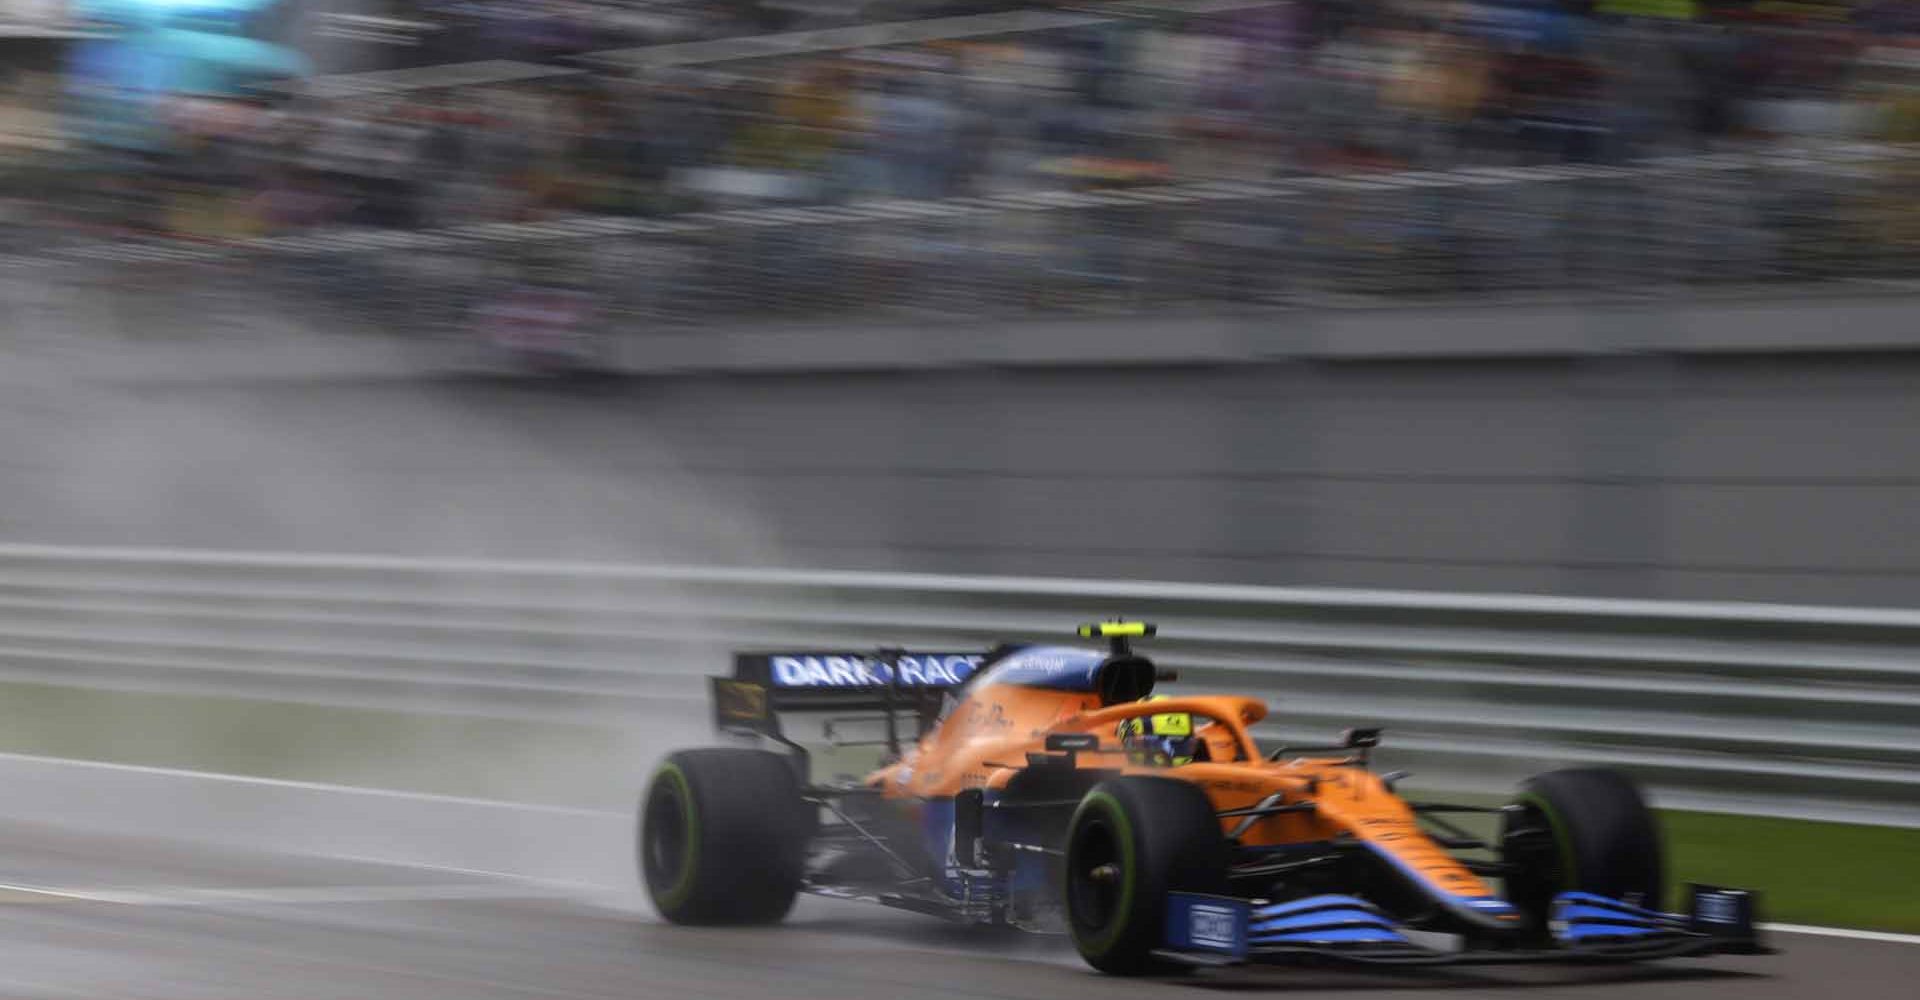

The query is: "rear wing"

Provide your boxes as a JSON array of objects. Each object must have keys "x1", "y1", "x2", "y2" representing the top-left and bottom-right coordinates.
[{"x1": 711, "y1": 651, "x2": 987, "y2": 740}]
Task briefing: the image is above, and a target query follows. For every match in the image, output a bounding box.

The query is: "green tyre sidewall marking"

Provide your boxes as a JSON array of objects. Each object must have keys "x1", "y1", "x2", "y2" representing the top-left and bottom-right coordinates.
[
  {"x1": 1071, "y1": 791, "x2": 1137, "y2": 959},
  {"x1": 650, "y1": 763, "x2": 700, "y2": 911},
  {"x1": 1515, "y1": 791, "x2": 1579, "y2": 891}
]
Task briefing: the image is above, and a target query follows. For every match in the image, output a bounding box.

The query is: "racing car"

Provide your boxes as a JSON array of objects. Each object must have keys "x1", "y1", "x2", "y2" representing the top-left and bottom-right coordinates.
[{"x1": 639, "y1": 622, "x2": 1768, "y2": 974}]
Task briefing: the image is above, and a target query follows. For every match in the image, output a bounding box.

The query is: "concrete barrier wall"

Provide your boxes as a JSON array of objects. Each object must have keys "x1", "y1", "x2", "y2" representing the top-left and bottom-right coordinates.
[{"x1": 9, "y1": 339, "x2": 1920, "y2": 604}]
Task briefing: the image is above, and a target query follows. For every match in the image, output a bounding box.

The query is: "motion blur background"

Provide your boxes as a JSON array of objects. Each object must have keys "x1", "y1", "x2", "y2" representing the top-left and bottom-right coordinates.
[
  {"x1": 0, "y1": 0, "x2": 1917, "y2": 974},
  {"x1": 2, "y1": 0, "x2": 1920, "y2": 597}
]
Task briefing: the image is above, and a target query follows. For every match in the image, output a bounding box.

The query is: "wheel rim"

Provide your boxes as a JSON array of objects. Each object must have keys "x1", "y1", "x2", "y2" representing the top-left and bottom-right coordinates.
[
  {"x1": 643, "y1": 776, "x2": 691, "y2": 896},
  {"x1": 1068, "y1": 815, "x2": 1122, "y2": 940}
]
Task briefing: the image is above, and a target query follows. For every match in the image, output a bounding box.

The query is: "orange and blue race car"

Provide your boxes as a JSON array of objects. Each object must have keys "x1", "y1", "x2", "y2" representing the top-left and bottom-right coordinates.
[{"x1": 639, "y1": 622, "x2": 1769, "y2": 974}]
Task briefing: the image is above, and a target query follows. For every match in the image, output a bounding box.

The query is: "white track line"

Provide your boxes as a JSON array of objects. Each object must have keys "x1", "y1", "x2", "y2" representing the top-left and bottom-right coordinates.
[
  {"x1": 0, "y1": 883, "x2": 103, "y2": 903},
  {"x1": 0, "y1": 881, "x2": 574, "y2": 907},
  {"x1": 1763, "y1": 923, "x2": 1920, "y2": 946},
  {"x1": 0, "y1": 750, "x2": 622, "y2": 818},
  {"x1": 6, "y1": 879, "x2": 1917, "y2": 945}
]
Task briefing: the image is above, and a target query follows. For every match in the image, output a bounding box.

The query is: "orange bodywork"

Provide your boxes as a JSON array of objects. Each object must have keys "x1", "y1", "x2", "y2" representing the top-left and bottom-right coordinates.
[{"x1": 868, "y1": 673, "x2": 1500, "y2": 906}]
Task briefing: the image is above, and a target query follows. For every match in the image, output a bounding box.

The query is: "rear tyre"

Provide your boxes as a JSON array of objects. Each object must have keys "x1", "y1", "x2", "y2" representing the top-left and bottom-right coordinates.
[
  {"x1": 640, "y1": 748, "x2": 812, "y2": 925},
  {"x1": 1063, "y1": 777, "x2": 1229, "y2": 975},
  {"x1": 1501, "y1": 767, "x2": 1665, "y2": 931}
]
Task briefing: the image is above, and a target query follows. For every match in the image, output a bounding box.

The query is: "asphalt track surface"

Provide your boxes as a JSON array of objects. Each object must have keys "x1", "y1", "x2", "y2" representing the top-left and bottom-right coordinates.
[{"x1": 0, "y1": 821, "x2": 1910, "y2": 1000}]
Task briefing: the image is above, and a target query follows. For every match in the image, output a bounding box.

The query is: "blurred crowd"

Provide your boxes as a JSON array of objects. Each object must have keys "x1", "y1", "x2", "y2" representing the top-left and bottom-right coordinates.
[{"x1": 3, "y1": 0, "x2": 1918, "y2": 242}]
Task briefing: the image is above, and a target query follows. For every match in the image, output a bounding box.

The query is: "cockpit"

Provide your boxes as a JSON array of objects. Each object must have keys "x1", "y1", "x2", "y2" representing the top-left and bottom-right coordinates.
[{"x1": 1117, "y1": 704, "x2": 1247, "y2": 766}]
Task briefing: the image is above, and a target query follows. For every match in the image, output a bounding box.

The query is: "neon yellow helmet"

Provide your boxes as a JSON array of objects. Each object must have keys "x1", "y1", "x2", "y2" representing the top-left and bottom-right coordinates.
[{"x1": 1117, "y1": 697, "x2": 1200, "y2": 767}]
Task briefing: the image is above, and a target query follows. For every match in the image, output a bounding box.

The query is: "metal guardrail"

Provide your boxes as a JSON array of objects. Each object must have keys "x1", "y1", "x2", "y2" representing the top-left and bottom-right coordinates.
[{"x1": 0, "y1": 544, "x2": 1913, "y2": 827}]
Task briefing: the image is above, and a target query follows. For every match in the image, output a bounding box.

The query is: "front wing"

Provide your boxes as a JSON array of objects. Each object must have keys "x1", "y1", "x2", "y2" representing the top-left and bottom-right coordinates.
[{"x1": 1158, "y1": 885, "x2": 1770, "y2": 968}]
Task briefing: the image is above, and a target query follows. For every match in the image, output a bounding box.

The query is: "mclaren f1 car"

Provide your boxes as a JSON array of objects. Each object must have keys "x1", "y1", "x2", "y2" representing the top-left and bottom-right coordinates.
[{"x1": 639, "y1": 622, "x2": 1768, "y2": 974}]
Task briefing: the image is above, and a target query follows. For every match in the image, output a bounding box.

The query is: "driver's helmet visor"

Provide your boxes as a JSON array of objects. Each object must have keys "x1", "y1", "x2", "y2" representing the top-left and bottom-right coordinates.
[{"x1": 1119, "y1": 711, "x2": 1200, "y2": 766}]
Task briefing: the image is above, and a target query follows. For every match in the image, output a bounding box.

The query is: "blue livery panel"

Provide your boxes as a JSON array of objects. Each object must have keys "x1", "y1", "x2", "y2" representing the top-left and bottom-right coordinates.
[
  {"x1": 971, "y1": 646, "x2": 1108, "y2": 691},
  {"x1": 1162, "y1": 888, "x2": 1761, "y2": 964},
  {"x1": 1552, "y1": 886, "x2": 1761, "y2": 950},
  {"x1": 1165, "y1": 894, "x2": 1250, "y2": 959},
  {"x1": 1247, "y1": 895, "x2": 1416, "y2": 947}
]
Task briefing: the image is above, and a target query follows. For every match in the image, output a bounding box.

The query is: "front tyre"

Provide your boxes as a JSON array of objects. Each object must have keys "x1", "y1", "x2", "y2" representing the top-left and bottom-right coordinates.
[
  {"x1": 1501, "y1": 767, "x2": 1665, "y2": 932},
  {"x1": 640, "y1": 748, "x2": 812, "y2": 924},
  {"x1": 1064, "y1": 777, "x2": 1229, "y2": 975}
]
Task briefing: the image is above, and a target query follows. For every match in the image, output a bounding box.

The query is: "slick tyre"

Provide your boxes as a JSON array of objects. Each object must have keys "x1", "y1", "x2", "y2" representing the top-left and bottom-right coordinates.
[
  {"x1": 1064, "y1": 777, "x2": 1229, "y2": 975},
  {"x1": 640, "y1": 748, "x2": 812, "y2": 925},
  {"x1": 1501, "y1": 767, "x2": 1665, "y2": 931}
]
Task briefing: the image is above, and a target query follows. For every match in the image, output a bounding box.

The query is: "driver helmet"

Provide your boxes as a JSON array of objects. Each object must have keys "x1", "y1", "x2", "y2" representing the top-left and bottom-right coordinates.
[{"x1": 1118, "y1": 697, "x2": 1201, "y2": 767}]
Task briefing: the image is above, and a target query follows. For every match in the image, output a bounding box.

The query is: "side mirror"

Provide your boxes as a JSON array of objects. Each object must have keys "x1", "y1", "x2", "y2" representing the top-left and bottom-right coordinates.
[
  {"x1": 1045, "y1": 733, "x2": 1100, "y2": 753},
  {"x1": 1031, "y1": 732, "x2": 1101, "y2": 771},
  {"x1": 1342, "y1": 727, "x2": 1382, "y2": 749}
]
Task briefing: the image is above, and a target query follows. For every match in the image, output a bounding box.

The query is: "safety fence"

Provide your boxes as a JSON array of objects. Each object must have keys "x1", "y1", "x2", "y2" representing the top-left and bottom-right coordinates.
[
  {"x1": 7, "y1": 143, "x2": 1918, "y2": 345},
  {"x1": 0, "y1": 544, "x2": 1912, "y2": 826}
]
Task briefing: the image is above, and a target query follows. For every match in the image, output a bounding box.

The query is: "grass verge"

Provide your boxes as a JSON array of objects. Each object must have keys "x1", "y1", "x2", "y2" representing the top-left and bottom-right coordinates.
[{"x1": 1662, "y1": 809, "x2": 1920, "y2": 934}]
